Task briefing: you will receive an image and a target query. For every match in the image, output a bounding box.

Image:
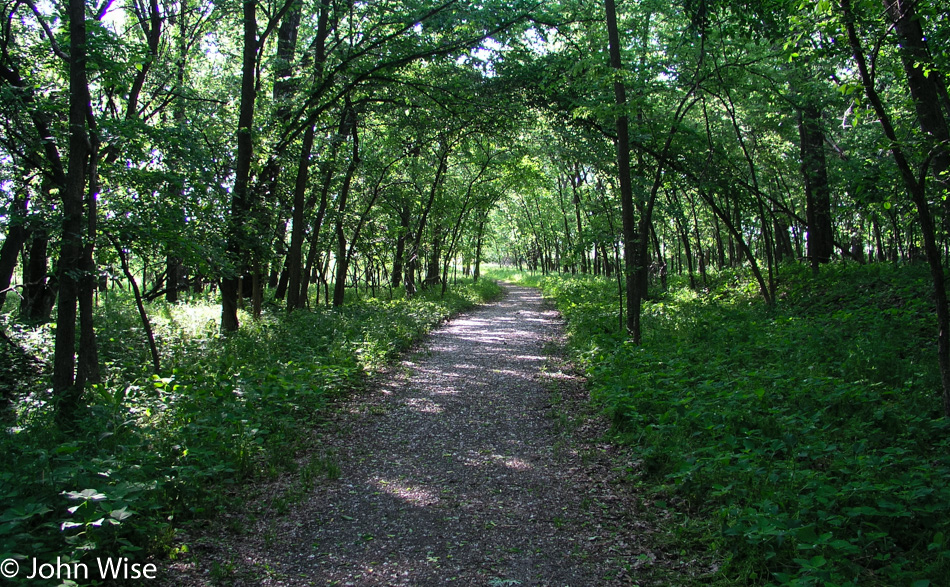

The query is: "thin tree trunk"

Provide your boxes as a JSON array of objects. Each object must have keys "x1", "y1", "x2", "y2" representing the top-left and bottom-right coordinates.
[
  {"x1": 842, "y1": 0, "x2": 950, "y2": 417},
  {"x1": 392, "y1": 204, "x2": 411, "y2": 289},
  {"x1": 0, "y1": 190, "x2": 29, "y2": 310},
  {"x1": 407, "y1": 141, "x2": 451, "y2": 296},
  {"x1": 299, "y1": 107, "x2": 349, "y2": 308},
  {"x1": 287, "y1": 124, "x2": 315, "y2": 311},
  {"x1": 332, "y1": 105, "x2": 360, "y2": 307},
  {"x1": 286, "y1": 0, "x2": 331, "y2": 311},
  {"x1": 77, "y1": 115, "x2": 100, "y2": 387},
  {"x1": 20, "y1": 228, "x2": 53, "y2": 321},
  {"x1": 473, "y1": 217, "x2": 486, "y2": 283},
  {"x1": 110, "y1": 235, "x2": 161, "y2": 375},
  {"x1": 701, "y1": 190, "x2": 774, "y2": 305},
  {"x1": 571, "y1": 165, "x2": 589, "y2": 274}
]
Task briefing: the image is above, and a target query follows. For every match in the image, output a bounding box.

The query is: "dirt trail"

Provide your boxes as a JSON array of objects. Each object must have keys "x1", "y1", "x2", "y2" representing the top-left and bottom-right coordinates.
[{"x1": 166, "y1": 283, "x2": 671, "y2": 586}]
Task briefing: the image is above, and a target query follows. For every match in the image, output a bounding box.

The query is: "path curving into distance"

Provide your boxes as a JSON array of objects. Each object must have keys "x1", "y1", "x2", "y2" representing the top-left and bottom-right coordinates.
[{"x1": 165, "y1": 283, "x2": 684, "y2": 585}]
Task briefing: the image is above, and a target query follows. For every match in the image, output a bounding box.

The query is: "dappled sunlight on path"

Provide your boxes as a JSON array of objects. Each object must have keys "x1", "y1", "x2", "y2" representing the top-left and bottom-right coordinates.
[{"x1": 165, "y1": 283, "x2": 659, "y2": 585}]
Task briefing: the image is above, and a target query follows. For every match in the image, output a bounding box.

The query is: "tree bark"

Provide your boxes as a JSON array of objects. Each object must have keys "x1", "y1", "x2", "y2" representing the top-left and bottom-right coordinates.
[
  {"x1": 110, "y1": 235, "x2": 161, "y2": 375},
  {"x1": 798, "y1": 103, "x2": 835, "y2": 271},
  {"x1": 604, "y1": 0, "x2": 641, "y2": 341},
  {"x1": 570, "y1": 164, "x2": 589, "y2": 274},
  {"x1": 882, "y1": 0, "x2": 950, "y2": 200},
  {"x1": 841, "y1": 0, "x2": 950, "y2": 416},
  {"x1": 77, "y1": 114, "x2": 101, "y2": 387},
  {"x1": 221, "y1": 0, "x2": 258, "y2": 332},
  {"x1": 0, "y1": 190, "x2": 29, "y2": 311},
  {"x1": 700, "y1": 190, "x2": 774, "y2": 305},
  {"x1": 332, "y1": 105, "x2": 361, "y2": 307},
  {"x1": 286, "y1": 123, "x2": 315, "y2": 311},
  {"x1": 297, "y1": 105, "x2": 349, "y2": 309},
  {"x1": 406, "y1": 141, "x2": 451, "y2": 296},
  {"x1": 20, "y1": 229, "x2": 53, "y2": 322},
  {"x1": 166, "y1": 255, "x2": 181, "y2": 302},
  {"x1": 125, "y1": 0, "x2": 162, "y2": 120},
  {"x1": 53, "y1": 0, "x2": 92, "y2": 419},
  {"x1": 473, "y1": 217, "x2": 486, "y2": 283},
  {"x1": 392, "y1": 204, "x2": 411, "y2": 289}
]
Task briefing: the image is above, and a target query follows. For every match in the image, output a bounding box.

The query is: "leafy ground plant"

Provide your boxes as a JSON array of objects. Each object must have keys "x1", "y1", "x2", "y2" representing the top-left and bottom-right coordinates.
[
  {"x1": 0, "y1": 279, "x2": 500, "y2": 584},
  {"x1": 493, "y1": 263, "x2": 950, "y2": 586}
]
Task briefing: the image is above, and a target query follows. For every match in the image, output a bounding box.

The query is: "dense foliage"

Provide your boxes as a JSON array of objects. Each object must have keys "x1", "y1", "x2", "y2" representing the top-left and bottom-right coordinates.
[{"x1": 495, "y1": 264, "x2": 949, "y2": 585}]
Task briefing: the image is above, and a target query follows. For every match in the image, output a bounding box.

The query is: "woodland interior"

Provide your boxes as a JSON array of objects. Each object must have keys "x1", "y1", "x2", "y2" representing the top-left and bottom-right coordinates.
[{"x1": 2, "y1": 0, "x2": 950, "y2": 585}]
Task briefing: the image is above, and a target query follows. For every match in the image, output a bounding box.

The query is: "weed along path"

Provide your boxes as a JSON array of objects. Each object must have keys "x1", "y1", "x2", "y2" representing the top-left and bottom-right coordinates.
[{"x1": 165, "y1": 283, "x2": 684, "y2": 585}]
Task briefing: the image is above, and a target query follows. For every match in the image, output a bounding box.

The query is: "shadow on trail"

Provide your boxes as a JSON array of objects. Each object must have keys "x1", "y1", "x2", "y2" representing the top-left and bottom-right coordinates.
[{"x1": 182, "y1": 285, "x2": 651, "y2": 586}]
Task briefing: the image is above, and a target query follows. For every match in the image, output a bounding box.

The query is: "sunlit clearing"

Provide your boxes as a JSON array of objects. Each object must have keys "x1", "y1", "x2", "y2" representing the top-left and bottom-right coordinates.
[{"x1": 152, "y1": 300, "x2": 221, "y2": 338}]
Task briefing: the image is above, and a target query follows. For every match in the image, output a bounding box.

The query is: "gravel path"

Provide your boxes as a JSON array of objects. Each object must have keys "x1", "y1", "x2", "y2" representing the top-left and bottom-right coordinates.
[{"x1": 166, "y1": 283, "x2": 670, "y2": 585}]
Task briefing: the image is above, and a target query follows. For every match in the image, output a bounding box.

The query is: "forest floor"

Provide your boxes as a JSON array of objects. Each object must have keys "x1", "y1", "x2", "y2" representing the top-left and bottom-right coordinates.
[{"x1": 159, "y1": 283, "x2": 703, "y2": 585}]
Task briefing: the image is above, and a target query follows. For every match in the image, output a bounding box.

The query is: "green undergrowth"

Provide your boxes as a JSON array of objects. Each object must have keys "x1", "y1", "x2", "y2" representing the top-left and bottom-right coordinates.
[
  {"x1": 493, "y1": 264, "x2": 950, "y2": 586},
  {"x1": 0, "y1": 279, "x2": 500, "y2": 585}
]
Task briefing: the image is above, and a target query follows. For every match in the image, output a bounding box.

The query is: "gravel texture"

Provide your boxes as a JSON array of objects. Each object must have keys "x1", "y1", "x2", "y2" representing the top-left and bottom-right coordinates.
[{"x1": 160, "y1": 283, "x2": 682, "y2": 586}]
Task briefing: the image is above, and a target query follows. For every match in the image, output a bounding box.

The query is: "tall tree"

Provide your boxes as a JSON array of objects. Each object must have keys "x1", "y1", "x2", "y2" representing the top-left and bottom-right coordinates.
[
  {"x1": 53, "y1": 0, "x2": 96, "y2": 418},
  {"x1": 838, "y1": 0, "x2": 950, "y2": 416},
  {"x1": 603, "y1": 0, "x2": 640, "y2": 340},
  {"x1": 221, "y1": 0, "x2": 262, "y2": 332}
]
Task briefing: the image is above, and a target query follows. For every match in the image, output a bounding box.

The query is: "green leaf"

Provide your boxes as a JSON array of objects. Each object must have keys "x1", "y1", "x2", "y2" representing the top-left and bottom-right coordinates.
[
  {"x1": 64, "y1": 489, "x2": 107, "y2": 501},
  {"x1": 109, "y1": 507, "x2": 134, "y2": 522}
]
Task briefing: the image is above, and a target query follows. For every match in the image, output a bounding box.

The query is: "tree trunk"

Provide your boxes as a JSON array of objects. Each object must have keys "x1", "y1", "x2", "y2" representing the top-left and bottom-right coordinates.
[
  {"x1": 252, "y1": 268, "x2": 263, "y2": 317},
  {"x1": 669, "y1": 188, "x2": 696, "y2": 289},
  {"x1": 0, "y1": 190, "x2": 29, "y2": 311},
  {"x1": 221, "y1": 0, "x2": 258, "y2": 332},
  {"x1": 20, "y1": 229, "x2": 53, "y2": 321},
  {"x1": 690, "y1": 194, "x2": 709, "y2": 287},
  {"x1": 425, "y1": 230, "x2": 442, "y2": 289},
  {"x1": 843, "y1": 0, "x2": 950, "y2": 416},
  {"x1": 571, "y1": 166, "x2": 589, "y2": 274},
  {"x1": 298, "y1": 106, "x2": 348, "y2": 309},
  {"x1": 332, "y1": 105, "x2": 360, "y2": 307},
  {"x1": 606, "y1": 0, "x2": 645, "y2": 341},
  {"x1": 773, "y1": 209, "x2": 795, "y2": 263},
  {"x1": 286, "y1": 124, "x2": 315, "y2": 312},
  {"x1": 53, "y1": 0, "x2": 91, "y2": 419},
  {"x1": 473, "y1": 217, "x2": 486, "y2": 283},
  {"x1": 883, "y1": 0, "x2": 950, "y2": 201},
  {"x1": 392, "y1": 204, "x2": 411, "y2": 288},
  {"x1": 406, "y1": 141, "x2": 451, "y2": 296},
  {"x1": 798, "y1": 103, "x2": 835, "y2": 271},
  {"x1": 701, "y1": 190, "x2": 774, "y2": 305},
  {"x1": 111, "y1": 236, "x2": 161, "y2": 375},
  {"x1": 77, "y1": 121, "x2": 100, "y2": 387},
  {"x1": 286, "y1": 0, "x2": 331, "y2": 310},
  {"x1": 166, "y1": 255, "x2": 180, "y2": 302}
]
